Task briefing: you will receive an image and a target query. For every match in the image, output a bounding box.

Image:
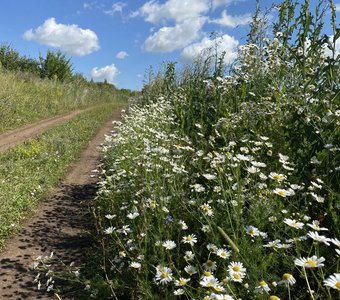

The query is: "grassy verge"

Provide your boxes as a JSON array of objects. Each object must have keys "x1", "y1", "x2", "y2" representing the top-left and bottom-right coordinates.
[
  {"x1": 0, "y1": 101, "x2": 125, "y2": 249},
  {"x1": 0, "y1": 69, "x2": 131, "y2": 133}
]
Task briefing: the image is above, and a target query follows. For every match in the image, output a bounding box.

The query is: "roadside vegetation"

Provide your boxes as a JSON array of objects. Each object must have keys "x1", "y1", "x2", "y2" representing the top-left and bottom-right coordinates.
[
  {"x1": 0, "y1": 45, "x2": 134, "y2": 133},
  {"x1": 37, "y1": 0, "x2": 340, "y2": 299},
  {"x1": 0, "y1": 102, "x2": 125, "y2": 249}
]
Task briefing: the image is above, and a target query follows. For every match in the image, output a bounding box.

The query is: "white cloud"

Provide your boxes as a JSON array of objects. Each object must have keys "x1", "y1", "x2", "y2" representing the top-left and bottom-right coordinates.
[
  {"x1": 116, "y1": 51, "x2": 129, "y2": 59},
  {"x1": 104, "y1": 2, "x2": 127, "y2": 15},
  {"x1": 143, "y1": 17, "x2": 206, "y2": 52},
  {"x1": 23, "y1": 18, "x2": 99, "y2": 56},
  {"x1": 212, "y1": 0, "x2": 236, "y2": 10},
  {"x1": 136, "y1": 0, "x2": 210, "y2": 24},
  {"x1": 335, "y1": 4, "x2": 340, "y2": 12},
  {"x1": 181, "y1": 34, "x2": 239, "y2": 65},
  {"x1": 211, "y1": 9, "x2": 252, "y2": 28},
  {"x1": 323, "y1": 36, "x2": 340, "y2": 57},
  {"x1": 90, "y1": 64, "x2": 119, "y2": 83}
]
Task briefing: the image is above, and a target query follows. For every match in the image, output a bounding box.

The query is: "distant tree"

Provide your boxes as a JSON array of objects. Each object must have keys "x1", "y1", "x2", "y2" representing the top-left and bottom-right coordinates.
[{"x1": 40, "y1": 50, "x2": 73, "y2": 81}]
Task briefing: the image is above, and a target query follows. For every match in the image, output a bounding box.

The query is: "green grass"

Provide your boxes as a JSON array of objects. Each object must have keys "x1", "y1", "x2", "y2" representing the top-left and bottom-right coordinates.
[
  {"x1": 0, "y1": 101, "x2": 125, "y2": 249},
  {"x1": 0, "y1": 69, "x2": 130, "y2": 133}
]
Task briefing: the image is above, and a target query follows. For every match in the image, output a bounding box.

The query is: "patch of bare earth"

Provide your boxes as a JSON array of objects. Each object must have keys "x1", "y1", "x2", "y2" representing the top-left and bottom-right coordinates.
[{"x1": 0, "y1": 110, "x2": 122, "y2": 299}]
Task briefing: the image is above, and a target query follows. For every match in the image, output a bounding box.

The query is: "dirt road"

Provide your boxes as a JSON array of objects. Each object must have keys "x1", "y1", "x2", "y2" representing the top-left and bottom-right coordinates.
[
  {"x1": 0, "y1": 109, "x2": 122, "y2": 299},
  {"x1": 0, "y1": 108, "x2": 92, "y2": 153}
]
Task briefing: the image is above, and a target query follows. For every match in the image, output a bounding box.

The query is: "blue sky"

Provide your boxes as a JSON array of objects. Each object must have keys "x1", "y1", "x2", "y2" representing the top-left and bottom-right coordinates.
[{"x1": 0, "y1": 0, "x2": 339, "y2": 90}]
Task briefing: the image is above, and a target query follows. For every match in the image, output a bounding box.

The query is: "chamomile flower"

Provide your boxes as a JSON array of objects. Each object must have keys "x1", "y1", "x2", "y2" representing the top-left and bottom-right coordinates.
[
  {"x1": 155, "y1": 266, "x2": 173, "y2": 285},
  {"x1": 273, "y1": 188, "x2": 295, "y2": 197},
  {"x1": 323, "y1": 273, "x2": 340, "y2": 290},
  {"x1": 283, "y1": 218, "x2": 304, "y2": 229},
  {"x1": 254, "y1": 280, "x2": 271, "y2": 293},
  {"x1": 162, "y1": 240, "x2": 176, "y2": 250},
  {"x1": 175, "y1": 277, "x2": 190, "y2": 286},
  {"x1": 228, "y1": 262, "x2": 246, "y2": 274},
  {"x1": 203, "y1": 260, "x2": 217, "y2": 272},
  {"x1": 307, "y1": 220, "x2": 328, "y2": 231},
  {"x1": 216, "y1": 248, "x2": 231, "y2": 259},
  {"x1": 294, "y1": 255, "x2": 325, "y2": 268},
  {"x1": 307, "y1": 231, "x2": 331, "y2": 246},
  {"x1": 184, "y1": 265, "x2": 197, "y2": 276},
  {"x1": 130, "y1": 262, "x2": 141, "y2": 269},
  {"x1": 184, "y1": 251, "x2": 195, "y2": 261},
  {"x1": 173, "y1": 289, "x2": 185, "y2": 296},
  {"x1": 200, "y1": 275, "x2": 220, "y2": 288},
  {"x1": 207, "y1": 243, "x2": 218, "y2": 253},
  {"x1": 269, "y1": 172, "x2": 287, "y2": 182},
  {"x1": 279, "y1": 273, "x2": 296, "y2": 285},
  {"x1": 245, "y1": 225, "x2": 260, "y2": 237},
  {"x1": 178, "y1": 220, "x2": 188, "y2": 230},
  {"x1": 229, "y1": 271, "x2": 245, "y2": 283},
  {"x1": 182, "y1": 234, "x2": 197, "y2": 246},
  {"x1": 201, "y1": 203, "x2": 214, "y2": 216}
]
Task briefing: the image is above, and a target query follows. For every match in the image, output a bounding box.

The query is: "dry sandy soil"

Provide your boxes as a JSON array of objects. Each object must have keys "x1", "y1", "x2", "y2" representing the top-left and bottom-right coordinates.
[{"x1": 0, "y1": 109, "x2": 122, "y2": 299}]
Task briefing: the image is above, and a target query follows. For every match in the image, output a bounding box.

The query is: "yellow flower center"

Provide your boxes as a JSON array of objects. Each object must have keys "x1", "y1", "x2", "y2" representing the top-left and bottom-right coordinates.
[
  {"x1": 282, "y1": 273, "x2": 292, "y2": 280},
  {"x1": 186, "y1": 236, "x2": 192, "y2": 241},
  {"x1": 232, "y1": 265, "x2": 241, "y2": 272},
  {"x1": 233, "y1": 273, "x2": 241, "y2": 280},
  {"x1": 161, "y1": 272, "x2": 168, "y2": 279},
  {"x1": 335, "y1": 281, "x2": 340, "y2": 289},
  {"x1": 204, "y1": 271, "x2": 211, "y2": 277},
  {"x1": 306, "y1": 260, "x2": 317, "y2": 267},
  {"x1": 249, "y1": 230, "x2": 254, "y2": 235},
  {"x1": 259, "y1": 280, "x2": 267, "y2": 286},
  {"x1": 206, "y1": 260, "x2": 213, "y2": 267},
  {"x1": 278, "y1": 190, "x2": 285, "y2": 196},
  {"x1": 269, "y1": 296, "x2": 280, "y2": 300},
  {"x1": 179, "y1": 279, "x2": 187, "y2": 285}
]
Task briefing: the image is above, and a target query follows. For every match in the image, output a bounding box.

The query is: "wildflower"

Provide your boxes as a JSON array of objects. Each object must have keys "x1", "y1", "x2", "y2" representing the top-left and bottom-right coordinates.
[
  {"x1": 245, "y1": 225, "x2": 260, "y2": 237},
  {"x1": 104, "y1": 226, "x2": 115, "y2": 234},
  {"x1": 175, "y1": 277, "x2": 190, "y2": 286},
  {"x1": 192, "y1": 183, "x2": 205, "y2": 193},
  {"x1": 182, "y1": 234, "x2": 198, "y2": 246},
  {"x1": 269, "y1": 172, "x2": 287, "y2": 182},
  {"x1": 279, "y1": 273, "x2": 296, "y2": 285},
  {"x1": 207, "y1": 243, "x2": 218, "y2": 253},
  {"x1": 173, "y1": 289, "x2": 185, "y2": 295},
  {"x1": 117, "y1": 225, "x2": 131, "y2": 235},
  {"x1": 254, "y1": 280, "x2": 271, "y2": 293},
  {"x1": 214, "y1": 295, "x2": 233, "y2": 300},
  {"x1": 294, "y1": 256, "x2": 325, "y2": 268},
  {"x1": 130, "y1": 262, "x2": 141, "y2": 269},
  {"x1": 184, "y1": 265, "x2": 197, "y2": 276},
  {"x1": 184, "y1": 251, "x2": 195, "y2": 261},
  {"x1": 201, "y1": 203, "x2": 214, "y2": 216},
  {"x1": 324, "y1": 273, "x2": 340, "y2": 290},
  {"x1": 251, "y1": 161, "x2": 267, "y2": 168},
  {"x1": 216, "y1": 248, "x2": 231, "y2": 259},
  {"x1": 127, "y1": 212, "x2": 139, "y2": 219},
  {"x1": 246, "y1": 166, "x2": 260, "y2": 174},
  {"x1": 309, "y1": 192, "x2": 325, "y2": 203},
  {"x1": 331, "y1": 238, "x2": 340, "y2": 248},
  {"x1": 203, "y1": 173, "x2": 216, "y2": 180},
  {"x1": 203, "y1": 260, "x2": 217, "y2": 272},
  {"x1": 178, "y1": 220, "x2": 188, "y2": 230},
  {"x1": 229, "y1": 271, "x2": 245, "y2": 283},
  {"x1": 307, "y1": 231, "x2": 331, "y2": 246},
  {"x1": 228, "y1": 262, "x2": 246, "y2": 274},
  {"x1": 162, "y1": 240, "x2": 176, "y2": 250},
  {"x1": 283, "y1": 218, "x2": 304, "y2": 229},
  {"x1": 200, "y1": 275, "x2": 220, "y2": 288},
  {"x1": 155, "y1": 266, "x2": 173, "y2": 285},
  {"x1": 273, "y1": 188, "x2": 295, "y2": 197},
  {"x1": 105, "y1": 214, "x2": 116, "y2": 219},
  {"x1": 307, "y1": 220, "x2": 328, "y2": 231},
  {"x1": 164, "y1": 215, "x2": 173, "y2": 224}
]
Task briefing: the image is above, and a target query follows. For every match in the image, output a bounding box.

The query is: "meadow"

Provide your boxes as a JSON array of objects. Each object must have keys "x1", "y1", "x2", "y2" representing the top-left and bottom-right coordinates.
[{"x1": 44, "y1": 0, "x2": 340, "y2": 299}]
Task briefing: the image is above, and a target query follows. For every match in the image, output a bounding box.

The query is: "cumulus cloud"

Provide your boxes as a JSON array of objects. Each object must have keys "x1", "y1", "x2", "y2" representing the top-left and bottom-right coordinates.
[
  {"x1": 181, "y1": 34, "x2": 239, "y2": 65},
  {"x1": 23, "y1": 18, "x2": 99, "y2": 56},
  {"x1": 90, "y1": 64, "x2": 119, "y2": 83},
  {"x1": 135, "y1": 0, "x2": 209, "y2": 24},
  {"x1": 335, "y1": 4, "x2": 340, "y2": 12},
  {"x1": 323, "y1": 36, "x2": 340, "y2": 57},
  {"x1": 211, "y1": 0, "x2": 237, "y2": 10},
  {"x1": 144, "y1": 17, "x2": 206, "y2": 52},
  {"x1": 211, "y1": 9, "x2": 252, "y2": 27},
  {"x1": 116, "y1": 51, "x2": 129, "y2": 59}
]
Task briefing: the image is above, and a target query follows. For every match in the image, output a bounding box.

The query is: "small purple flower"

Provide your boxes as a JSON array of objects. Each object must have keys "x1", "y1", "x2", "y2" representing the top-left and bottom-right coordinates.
[{"x1": 164, "y1": 215, "x2": 173, "y2": 224}]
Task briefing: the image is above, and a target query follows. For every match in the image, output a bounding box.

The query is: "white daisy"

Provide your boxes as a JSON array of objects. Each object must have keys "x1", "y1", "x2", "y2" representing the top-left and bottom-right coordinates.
[
  {"x1": 294, "y1": 255, "x2": 325, "y2": 268},
  {"x1": 182, "y1": 234, "x2": 197, "y2": 246},
  {"x1": 324, "y1": 273, "x2": 340, "y2": 290},
  {"x1": 162, "y1": 240, "x2": 176, "y2": 250},
  {"x1": 283, "y1": 218, "x2": 304, "y2": 229}
]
